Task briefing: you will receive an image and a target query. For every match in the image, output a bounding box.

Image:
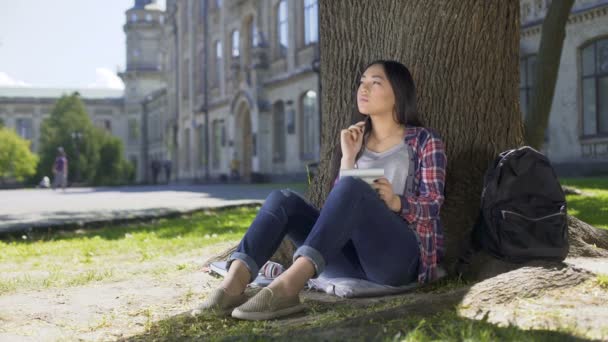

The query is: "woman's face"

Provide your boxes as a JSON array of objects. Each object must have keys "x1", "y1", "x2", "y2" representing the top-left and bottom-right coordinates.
[{"x1": 357, "y1": 64, "x2": 396, "y2": 116}]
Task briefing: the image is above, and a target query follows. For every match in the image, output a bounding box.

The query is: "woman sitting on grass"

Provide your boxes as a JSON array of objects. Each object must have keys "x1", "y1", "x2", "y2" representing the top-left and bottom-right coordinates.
[{"x1": 194, "y1": 60, "x2": 447, "y2": 320}]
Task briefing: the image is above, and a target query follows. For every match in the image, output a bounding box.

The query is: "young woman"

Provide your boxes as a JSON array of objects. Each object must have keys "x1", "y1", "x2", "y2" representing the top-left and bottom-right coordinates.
[{"x1": 194, "y1": 60, "x2": 447, "y2": 320}]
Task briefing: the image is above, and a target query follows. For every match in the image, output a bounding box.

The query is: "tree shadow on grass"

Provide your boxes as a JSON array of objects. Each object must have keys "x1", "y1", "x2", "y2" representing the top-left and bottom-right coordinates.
[
  {"x1": 122, "y1": 285, "x2": 591, "y2": 342},
  {"x1": 0, "y1": 206, "x2": 261, "y2": 243}
]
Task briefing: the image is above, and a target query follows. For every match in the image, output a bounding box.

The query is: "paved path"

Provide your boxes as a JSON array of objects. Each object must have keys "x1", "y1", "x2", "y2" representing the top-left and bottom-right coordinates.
[{"x1": 0, "y1": 184, "x2": 303, "y2": 234}]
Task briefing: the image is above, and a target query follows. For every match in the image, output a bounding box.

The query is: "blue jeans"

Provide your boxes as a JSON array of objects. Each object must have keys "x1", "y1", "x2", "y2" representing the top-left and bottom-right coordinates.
[{"x1": 227, "y1": 176, "x2": 420, "y2": 286}]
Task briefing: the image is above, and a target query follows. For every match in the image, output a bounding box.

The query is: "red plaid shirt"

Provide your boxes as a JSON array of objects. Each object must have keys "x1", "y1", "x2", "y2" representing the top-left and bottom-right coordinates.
[{"x1": 333, "y1": 126, "x2": 446, "y2": 284}]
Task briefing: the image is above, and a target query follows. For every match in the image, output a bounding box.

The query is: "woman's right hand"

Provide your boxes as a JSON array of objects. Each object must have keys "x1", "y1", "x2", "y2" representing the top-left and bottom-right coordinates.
[{"x1": 340, "y1": 121, "x2": 366, "y2": 160}]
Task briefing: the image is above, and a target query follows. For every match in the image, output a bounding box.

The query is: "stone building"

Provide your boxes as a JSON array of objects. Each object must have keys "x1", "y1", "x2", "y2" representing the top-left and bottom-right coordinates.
[
  {"x1": 119, "y1": 0, "x2": 170, "y2": 181},
  {"x1": 166, "y1": 0, "x2": 320, "y2": 182},
  {"x1": 520, "y1": 0, "x2": 608, "y2": 175},
  {"x1": 0, "y1": 88, "x2": 123, "y2": 153},
  {"x1": 1, "y1": 0, "x2": 607, "y2": 186}
]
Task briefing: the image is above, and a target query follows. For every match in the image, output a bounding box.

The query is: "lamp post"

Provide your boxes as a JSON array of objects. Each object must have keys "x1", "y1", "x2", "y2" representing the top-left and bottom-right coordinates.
[{"x1": 71, "y1": 131, "x2": 83, "y2": 183}]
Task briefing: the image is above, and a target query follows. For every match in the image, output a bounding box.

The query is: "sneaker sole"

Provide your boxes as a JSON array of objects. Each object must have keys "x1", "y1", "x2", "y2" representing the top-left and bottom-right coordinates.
[{"x1": 231, "y1": 304, "x2": 305, "y2": 320}]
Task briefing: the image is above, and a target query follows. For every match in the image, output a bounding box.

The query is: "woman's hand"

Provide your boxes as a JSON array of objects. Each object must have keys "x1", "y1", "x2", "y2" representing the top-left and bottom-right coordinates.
[
  {"x1": 371, "y1": 177, "x2": 402, "y2": 212},
  {"x1": 340, "y1": 121, "x2": 366, "y2": 161}
]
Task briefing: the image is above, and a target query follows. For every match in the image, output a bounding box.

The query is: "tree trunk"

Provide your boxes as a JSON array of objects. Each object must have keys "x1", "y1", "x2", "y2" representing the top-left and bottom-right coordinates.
[
  {"x1": 524, "y1": 0, "x2": 575, "y2": 149},
  {"x1": 308, "y1": 0, "x2": 523, "y2": 269},
  {"x1": 207, "y1": 0, "x2": 608, "y2": 277}
]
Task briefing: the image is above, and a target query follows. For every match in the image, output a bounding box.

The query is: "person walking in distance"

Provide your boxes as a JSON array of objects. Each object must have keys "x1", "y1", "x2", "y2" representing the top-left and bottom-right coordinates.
[{"x1": 52, "y1": 147, "x2": 68, "y2": 191}]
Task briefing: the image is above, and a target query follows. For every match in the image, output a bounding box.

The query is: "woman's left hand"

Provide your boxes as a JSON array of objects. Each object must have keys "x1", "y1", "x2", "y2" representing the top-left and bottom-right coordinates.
[{"x1": 371, "y1": 177, "x2": 401, "y2": 212}]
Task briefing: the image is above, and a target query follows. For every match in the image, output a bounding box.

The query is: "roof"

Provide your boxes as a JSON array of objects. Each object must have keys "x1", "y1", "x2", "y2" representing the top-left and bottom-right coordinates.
[{"x1": 0, "y1": 87, "x2": 124, "y2": 100}]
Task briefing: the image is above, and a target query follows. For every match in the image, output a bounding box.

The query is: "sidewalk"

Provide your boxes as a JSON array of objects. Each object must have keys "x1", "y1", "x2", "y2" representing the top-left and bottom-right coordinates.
[{"x1": 0, "y1": 184, "x2": 290, "y2": 234}]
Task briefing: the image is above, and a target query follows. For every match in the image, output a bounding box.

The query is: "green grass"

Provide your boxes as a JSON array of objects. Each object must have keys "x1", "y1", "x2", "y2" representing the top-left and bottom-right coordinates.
[
  {"x1": 561, "y1": 177, "x2": 608, "y2": 229},
  {"x1": 0, "y1": 206, "x2": 259, "y2": 294},
  {"x1": 130, "y1": 300, "x2": 584, "y2": 342},
  {"x1": 597, "y1": 274, "x2": 608, "y2": 289}
]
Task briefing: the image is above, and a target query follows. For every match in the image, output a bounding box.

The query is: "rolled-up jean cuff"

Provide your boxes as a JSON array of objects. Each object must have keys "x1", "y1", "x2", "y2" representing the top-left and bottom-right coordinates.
[
  {"x1": 227, "y1": 252, "x2": 259, "y2": 283},
  {"x1": 293, "y1": 245, "x2": 326, "y2": 278}
]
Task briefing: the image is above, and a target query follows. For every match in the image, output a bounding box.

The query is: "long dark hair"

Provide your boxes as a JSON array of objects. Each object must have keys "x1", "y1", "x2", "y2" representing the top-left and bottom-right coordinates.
[{"x1": 353, "y1": 60, "x2": 422, "y2": 162}]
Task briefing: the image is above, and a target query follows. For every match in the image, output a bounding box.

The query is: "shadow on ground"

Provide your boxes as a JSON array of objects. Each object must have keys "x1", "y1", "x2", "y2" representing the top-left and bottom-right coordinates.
[
  {"x1": 0, "y1": 205, "x2": 260, "y2": 243},
  {"x1": 123, "y1": 284, "x2": 589, "y2": 342}
]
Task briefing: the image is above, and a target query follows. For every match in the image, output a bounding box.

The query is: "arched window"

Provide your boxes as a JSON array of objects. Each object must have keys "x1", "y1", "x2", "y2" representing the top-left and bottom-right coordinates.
[
  {"x1": 277, "y1": 0, "x2": 288, "y2": 57},
  {"x1": 300, "y1": 90, "x2": 318, "y2": 160},
  {"x1": 304, "y1": 0, "x2": 318, "y2": 45},
  {"x1": 231, "y1": 30, "x2": 240, "y2": 57},
  {"x1": 215, "y1": 40, "x2": 222, "y2": 85},
  {"x1": 251, "y1": 20, "x2": 258, "y2": 47},
  {"x1": 519, "y1": 54, "x2": 537, "y2": 118},
  {"x1": 273, "y1": 101, "x2": 286, "y2": 162},
  {"x1": 581, "y1": 38, "x2": 608, "y2": 136}
]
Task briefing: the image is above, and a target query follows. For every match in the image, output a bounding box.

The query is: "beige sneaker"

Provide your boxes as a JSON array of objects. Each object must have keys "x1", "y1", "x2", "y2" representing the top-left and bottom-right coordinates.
[
  {"x1": 231, "y1": 287, "x2": 304, "y2": 320},
  {"x1": 191, "y1": 288, "x2": 248, "y2": 316}
]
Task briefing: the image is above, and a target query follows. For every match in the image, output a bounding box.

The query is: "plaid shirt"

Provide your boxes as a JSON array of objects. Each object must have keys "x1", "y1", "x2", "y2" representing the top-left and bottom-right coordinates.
[
  {"x1": 334, "y1": 126, "x2": 446, "y2": 284},
  {"x1": 399, "y1": 126, "x2": 446, "y2": 284}
]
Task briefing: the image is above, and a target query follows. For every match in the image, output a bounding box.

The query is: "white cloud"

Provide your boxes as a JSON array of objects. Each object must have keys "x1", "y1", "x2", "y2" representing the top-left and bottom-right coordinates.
[
  {"x1": 0, "y1": 72, "x2": 31, "y2": 87},
  {"x1": 87, "y1": 67, "x2": 124, "y2": 90}
]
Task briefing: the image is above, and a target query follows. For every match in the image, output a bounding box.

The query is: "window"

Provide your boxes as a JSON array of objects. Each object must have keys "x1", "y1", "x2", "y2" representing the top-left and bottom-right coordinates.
[
  {"x1": 95, "y1": 119, "x2": 112, "y2": 133},
  {"x1": 15, "y1": 118, "x2": 33, "y2": 140},
  {"x1": 277, "y1": 0, "x2": 288, "y2": 57},
  {"x1": 129, "y1": 156, "x2": 138, "y2": 175},
  {"x1": 198, "y1": 124, "x2": 207, "y2": 167},
  {"x1": 232, "y1": 30, "x2": 240, "y2": 57},
  {"x1": 215, "y1": 40, "x2": 222, "y2": 86},
  {"x1": 128, "y1": 118, "x2": 139, "y2": 144},
  {"x1": 182, "y1": 58, "x2": 190, "y2": 100},
  {"x1": 300, "y1": 90, "x2": 318, "y2": 160},
  {"x1": 184, "y1": 128, "x2": 191, "y2": 170},
  {"x1": 198, "y1": 0, "x2": 205, "y2": 19},
  {"x1": 581, "y1": 39, "x2": 608, "y2": 136},
  {"x1": 519, "y1": 54, "x2": 537, "y2": 118},
  {"x1": 159, "y1": 15, "x2": 164, "y2": 24},
  {"x1": 212, "y1": 120, "x2": 222, "y2": 169},
  {"x1": 251, "y1": 21, "x2": 258, "y2": 47},
  {"x1": 273, "y1": 101, "x2": 286, "y2": 162},
  {"x1": 304, "y1": 0, "x2": 318, "y2": 45},
  {"x1": 215, "y1": 0, "x2": 222, "y2": 9},
  {"x1": 131, "y1": 13, "x2": 138, "y2": 22},
  {"x1": 145, "y1": 13, "x2": 152, "y2": 22}
]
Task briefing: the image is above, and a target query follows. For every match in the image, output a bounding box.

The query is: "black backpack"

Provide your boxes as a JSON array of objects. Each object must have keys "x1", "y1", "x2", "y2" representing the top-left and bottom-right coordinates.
[{"x1": 463, "y1": 146, "x2": 569, "y2": 265}]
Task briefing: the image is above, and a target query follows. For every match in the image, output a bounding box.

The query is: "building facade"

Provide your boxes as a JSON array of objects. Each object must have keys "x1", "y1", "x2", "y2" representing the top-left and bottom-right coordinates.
[
  {"x1": 119, "y1": 0, "x2": 170, "y2": 181},
  {"x1": 0, "y1": 88, "x2": 124, "y2": 153},
  {"x1": 520, "y1": 0, "x2": 608, "y2": 175},
  {"x1": 166, "y1": 0, "x2": 321, "y2": 182},
  {"x1": 1, "y1": 0, "x2": 607, "y2": 186}
]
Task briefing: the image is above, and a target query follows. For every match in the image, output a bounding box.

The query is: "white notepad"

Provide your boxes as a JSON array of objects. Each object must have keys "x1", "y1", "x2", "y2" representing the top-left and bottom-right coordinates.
[{"x1": 339, "y1": 168, "x2": 385, "y2": 185}]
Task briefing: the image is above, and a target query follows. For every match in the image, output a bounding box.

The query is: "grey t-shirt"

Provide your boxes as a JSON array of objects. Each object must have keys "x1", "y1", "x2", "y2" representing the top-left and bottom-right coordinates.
[{"x1": 355, "y1": 142, "x2": 410, "y2": 195}]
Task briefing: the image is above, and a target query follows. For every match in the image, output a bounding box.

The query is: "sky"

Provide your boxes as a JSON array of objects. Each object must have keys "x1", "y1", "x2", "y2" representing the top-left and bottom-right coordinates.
[{"x1": 0, "y1": 0, "x2": 165, "y2": 90}]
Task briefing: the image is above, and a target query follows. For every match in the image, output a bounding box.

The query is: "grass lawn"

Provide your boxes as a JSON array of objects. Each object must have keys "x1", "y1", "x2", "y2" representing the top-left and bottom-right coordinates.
[
  {"x1": 561, "y1": 177, "x2": 608, "y2": 229},
  {"x1": 1, "y1": 178, "x2": 606, "y2": 340},
  {"x1": 0, "y1": 206, "x2": 259, "y2": 295}
]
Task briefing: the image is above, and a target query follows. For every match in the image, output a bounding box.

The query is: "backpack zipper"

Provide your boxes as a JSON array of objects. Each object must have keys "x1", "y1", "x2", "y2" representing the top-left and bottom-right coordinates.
[{"x1": 501, "y1": 210, "x2": 565, "y2": 221}]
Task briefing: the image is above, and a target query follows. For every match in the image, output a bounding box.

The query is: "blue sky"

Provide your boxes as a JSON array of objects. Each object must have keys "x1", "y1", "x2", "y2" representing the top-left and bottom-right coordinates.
[{"x1": 0, "y1": 0, "x2": 165, "y2": 89}]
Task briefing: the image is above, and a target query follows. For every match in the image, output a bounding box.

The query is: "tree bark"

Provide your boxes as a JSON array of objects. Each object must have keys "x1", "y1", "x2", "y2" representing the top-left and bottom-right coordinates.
[
  {"x1": 524, "y1": 0, "x2": 575, "y2": 149},
  {"x1": 308, "y1": 0, "x2": 523, "y2": 269},
  {"x1": 208, "y1": 0, "x2": 608, "y2": 278}
]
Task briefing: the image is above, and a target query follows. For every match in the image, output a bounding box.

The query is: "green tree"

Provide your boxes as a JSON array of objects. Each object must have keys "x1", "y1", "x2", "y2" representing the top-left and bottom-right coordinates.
[
  {"x1": 93, "y1": 133, "x2": 135, "y2": 185},
  {"x1": 0, "y1": 127, "x2": 39, "y2": 182},
  {"x1": 36, "y1": 92, "x2": 134, "y2": 186},
  {"x1": 37, "y1": 93, "x2": 101, "y2": 184}
]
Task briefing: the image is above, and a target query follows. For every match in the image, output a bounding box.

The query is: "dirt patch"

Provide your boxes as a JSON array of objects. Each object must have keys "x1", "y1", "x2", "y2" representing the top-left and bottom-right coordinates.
[
  {"x1": 0, "y1": 243, "x2": 233, "y2": 341},
  {"x1": 1, "y1": 247, "x2": 607, "y2": 341}
]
